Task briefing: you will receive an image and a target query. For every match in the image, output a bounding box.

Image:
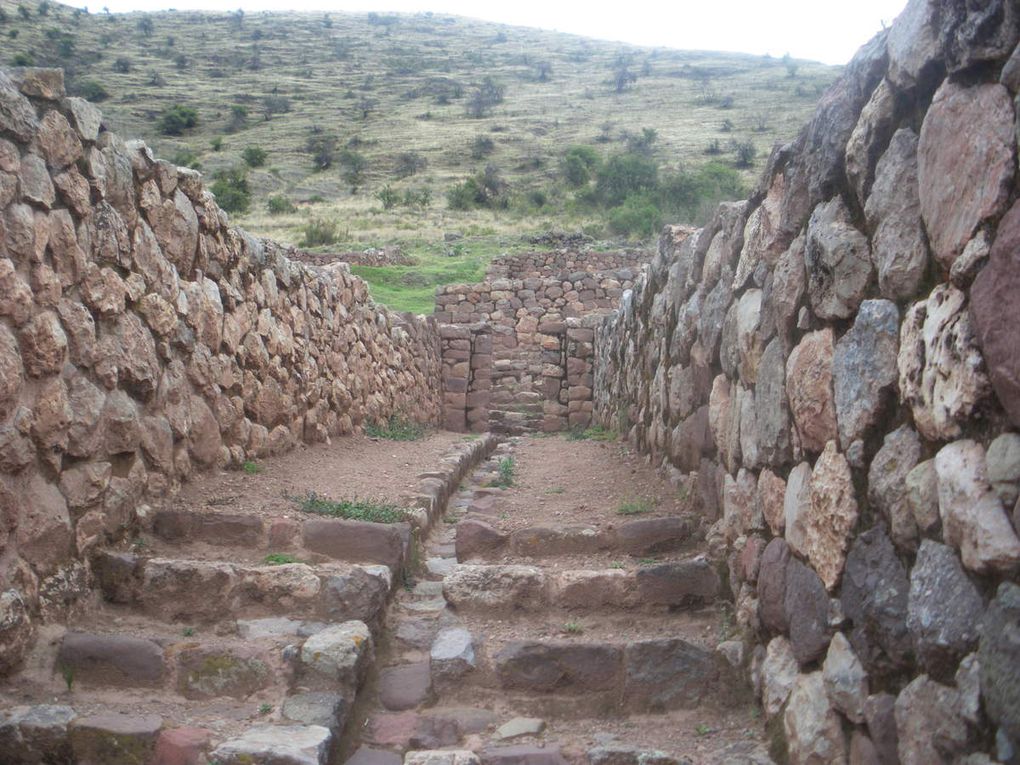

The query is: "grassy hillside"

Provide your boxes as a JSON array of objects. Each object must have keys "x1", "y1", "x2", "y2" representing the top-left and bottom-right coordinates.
[{"x1": 0, "y1": 1, "x2": 839, "y2": 311}]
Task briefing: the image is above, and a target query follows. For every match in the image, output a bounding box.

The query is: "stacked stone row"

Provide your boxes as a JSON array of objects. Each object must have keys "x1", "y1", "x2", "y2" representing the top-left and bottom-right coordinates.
[
  {"x1": 485, "y1": 249, "x2": 645, "y2": 281},
  {"x1": 0, "y1": 68, "x2": 442, "y2": 675},
  {"x1": 594, "y1": 3, "x2": 1020, "y2": 762}
]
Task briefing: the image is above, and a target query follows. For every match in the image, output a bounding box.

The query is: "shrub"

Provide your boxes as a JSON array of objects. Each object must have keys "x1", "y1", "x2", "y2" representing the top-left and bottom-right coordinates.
[
  {"x1": 377, "y1": 185, "x2": 399, "y2": 210},
  {"x1": 158, "y1": 104, "x2": 198, "y2": 135},
  {"x1": 608, "y1": 193, "x2": 663, "y2": 238},
  {"x1": 394, "y1": 151, "x2": 426, "y2": 178},
  {"x1": 263, "y1": 95, "x2": 291, "y2": 119},
  {"x1": 365, "y1": 415, "x2": 426, "y2": 441},
  {"x1": 267, "y1": 195, "x2": 296, "y2": 214},
  {"x1": 11, "y1": 53, "x2": 32, "y2": 66},
  {"x1": 339, "y1": 149, "x2": 367, "y2": 191},
  {"x1": 112, "y1": 56, "x2": 131, "y2": 73},
  {"x1": 209, "y1": 168, "x2": 250, "y2": 214},
  {"x1": 403, "y1": 188, "x2": 431, "y2": 209},
  {"x1": 562, "y1": 145, "x2": 600, "y2": 187},
  {"x1": 75, "y1": 80, "x2": 110, "y2": 101},
  {"x1": 241, "y1": 146, "x2": 267, "y2": 167},
  {"x1": 296, "y1": 493, "x2": 405, "y2": 523},
  {"x1": 210, "y1": 136, "x2": 223, "y2": 151},
  {"x1": 465, "y1": 77, "x2": 505, "y2": 118},
  {"x1": 446, "y1": 164, "x2": 508, "y2": 210},
  {"x1": 306, "y1": 132, "x2": 337, "y2": 170},
  {"x1": 171, "y1": 149, "x2": 201, "y2": 170},
  {"x1": 470, "y1": 135, "x2": 495, "y2": 160},
  {"x1": 733, "y1": 139, "x2": 756, "y2": 168},
  {"x1": 595, "y1": 152, "x2": 658, "y2": 207},
  {"x1": 300, "y1": 218, "x2": 339, "y2": 247},
  {"x1": 137, "y1": 16, "x2": 154, "y2": 36}
]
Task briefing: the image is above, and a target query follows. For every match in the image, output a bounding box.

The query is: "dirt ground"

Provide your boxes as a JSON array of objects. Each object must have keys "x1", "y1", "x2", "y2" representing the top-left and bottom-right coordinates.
[
  {"x1": 167, "y1": 430, "x2": 467, "y2": 521},
  {"x1": 481, "y1": 434, "x2": 693, "y2": 533}
]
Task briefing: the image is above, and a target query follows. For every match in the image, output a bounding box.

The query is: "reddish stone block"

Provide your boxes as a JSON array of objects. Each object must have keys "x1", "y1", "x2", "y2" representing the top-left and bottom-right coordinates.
[{"x1": 152, "y1": 727, "x2": 212, "y2": 765}]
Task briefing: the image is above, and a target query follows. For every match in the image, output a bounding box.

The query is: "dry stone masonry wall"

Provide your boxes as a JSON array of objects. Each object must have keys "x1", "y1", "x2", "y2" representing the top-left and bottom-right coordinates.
[
  {"x1": 435, "y1": 252, "x2": 647, "y2": 433},
  {"x1": 0, "y1": 68, "x2": 442, "y2": 675},
  {"x1": 594, "y1": 1, "x2": 1020, "y2": 761}
]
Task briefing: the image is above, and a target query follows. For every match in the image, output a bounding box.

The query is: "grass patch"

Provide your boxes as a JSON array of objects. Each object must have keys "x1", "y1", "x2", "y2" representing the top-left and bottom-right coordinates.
[
  {"x1": 544, "y1": 486, "x2": 565, "y2": 494},
  {"x1": 263, "y1": 552, "x2": 300, "y2": 565},
  {"x1": 563, "y1": 621, "x2": 584, "y2": 635},
  {"x1": 294, "y1": 492, "x2": 406, "y2": 523},
  {"x1": 488, "y1": 457, "x2": 515, "y2": 488},
  {"x1": 617, "y1": 497, "x2": 655, "y2": 515},
  {"x1": 609, "y1": 561, "x2": 625, "y2": 569},
  {"x1": 242, "y1": 460, "x2": 260, "y2": 475},
  {"x1": 566, "y1": 425, "x2": 617, "y2": 442},
  {"x1": 365, "y1": 415, "x2": 427, "y2": 441}
]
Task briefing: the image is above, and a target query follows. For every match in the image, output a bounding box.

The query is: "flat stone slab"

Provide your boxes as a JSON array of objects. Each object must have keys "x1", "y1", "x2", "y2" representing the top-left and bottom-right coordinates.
[
  {"x1": 481, "y1": 744, "x2": 567, "y2": 765},
  {"x1": 494, "y1": 641, "x2": 622, "y2": 693},
  {"x1": 303, "y1": 518, "x2": 410, "y2": 571},
  {"x1": 70, "y1": 713, "x2": 163, "y2": 765},
  {"x1": 346, "y1": 747, "x2": 403, "y2": 765},
  {"x1": 0, "y1": 704, "x2": 76, "y2": 764},
  {"x1": 56, "y1": 632, "x2": 165, "y2": 687},
  {"x1": 379, "y1": 661, "x2": 433, "y2": 711},
  {"x1": 405, "y1": 751, "x2": 480, "y2": 765},
  {"x1": 211, "y1": 724, "x2": 332, "y2": 765},
  {"x1": 282, "y1": 692, "x2": 350, "y2": 732},
  {"x1": 495, "y1": 717, "x2": 546, "y2": 741}
]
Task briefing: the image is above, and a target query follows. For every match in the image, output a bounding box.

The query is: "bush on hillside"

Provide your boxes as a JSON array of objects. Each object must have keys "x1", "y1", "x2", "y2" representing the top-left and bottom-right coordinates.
[
  {"x1": 595, "y1": 152, "x2": 658, "y2": 207},
  {"x1": 608, "y1": 193, "x2": 662, "y2": 238},
  {"x1": 158, "y1": 104, "x2": 199, "y2": 136},
  {"x1": 242, "y1": 146, "x2": 267, "y2": 167},
  {"x1": 301, "y1": 218, "x2": 339, "y2": 247},
  {"x1": 562, "y1": 145, "x2": 600, "y2": 187},
  {"x1": 209, "y1": 167, "x2": 250, "y2": 214},
  {"x1": 267, "y1": 195, "x2": 296, "y2": 214}
]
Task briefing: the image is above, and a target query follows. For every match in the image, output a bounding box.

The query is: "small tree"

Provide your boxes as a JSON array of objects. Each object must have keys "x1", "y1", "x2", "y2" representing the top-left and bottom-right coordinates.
[
  {"x1": 112, "y1": 56, "x2": 131, "y2": 73},
  {"x1": 613, "y1": 64, "x2": 636, "y2": 93},
  {"x1": 267, "y1": 195, "x2": 296, "y2": 214},
  {"x1": 137, "y1": 16, "x2": 153, "y2": 36},
  {"x1": 535, "y1": 61, "x2": 552, "y2": 82},
  {"x1": 242, "y1": 146, "x2": 267, "y2": 168},
  {"x1": 158, "y1": 104, "x2": 198, "y2": 136},
  {"x1": 306, "y1": 132, "x2": 338, "y2": 170},
  {"x1": 263, "y1": 95, "x2": 291, "y2": 120},
  {"x1": 340, "y1": 149, "x2": 367, "y2": 192},
  {"x1": 466, "y1": 77, "x2": 505, "y2": 118},
  {"x1": 562, "y1": 145, "x2": 600, "y2": 187}
]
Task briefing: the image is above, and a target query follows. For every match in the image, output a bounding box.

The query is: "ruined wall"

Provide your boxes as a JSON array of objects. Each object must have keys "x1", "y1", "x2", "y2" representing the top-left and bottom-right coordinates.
[
  {"x1": 0, "y1": 68, "x2": 442, "y2": 672},
  {"x1": 594, "y1": 1, "x2": 1020, "y2": 761},
  {"x1": 436, "y1": 254, "x2": 643, "y2": 433},
  {"x1": 484, "y1": 249, "x2": 646, "y2": 281}
]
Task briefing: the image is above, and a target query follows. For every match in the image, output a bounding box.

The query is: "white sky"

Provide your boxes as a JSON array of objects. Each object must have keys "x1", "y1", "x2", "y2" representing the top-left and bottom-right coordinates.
[{"x1": 94, "y1": 0, "x2": 909, "y2": 66}]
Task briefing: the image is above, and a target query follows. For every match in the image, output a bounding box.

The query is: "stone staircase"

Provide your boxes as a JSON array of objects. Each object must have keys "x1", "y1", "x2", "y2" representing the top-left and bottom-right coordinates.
[
  {"x1": 0, "y1": 435, "x2": 499, "y2": 765},
  {"x1": 345, "y1": 439, "x2": 769, "y2": 765}
]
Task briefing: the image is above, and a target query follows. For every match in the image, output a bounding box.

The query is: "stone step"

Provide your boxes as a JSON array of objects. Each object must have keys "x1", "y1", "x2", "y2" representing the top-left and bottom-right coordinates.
[
  {"x1": 442, "y1": 560, "x2": 721, "y2": 612},
  {"x1": 401, "y1": 610, "x2": 742, "y2": 720},
  {"x1": 92, "y1": 550, "x2": 393, "y2": 626},
  {"x1": 0, "y1": 701, "x2": 339, "y2": 765},
  {"x1": 147, "y1": 508, "x2": 414, "y2": 573},
  {"x1": 454, "y1": 516, "x2": 697, "y2": 560}
]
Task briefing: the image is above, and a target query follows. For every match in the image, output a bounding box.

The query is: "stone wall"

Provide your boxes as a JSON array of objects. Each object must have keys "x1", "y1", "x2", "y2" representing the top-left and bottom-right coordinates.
[
  {"x1": 0, "y1": 68, "x2": 442, "y2": 673},
  {"x1": 435, "y1": 253, "x2": 646, "y2": 433},
  {"x1": 484, "y1": 249, "x2": 646, "y2": 281},
  {"x1": 594, "y1": 2, "x2": 1020, "y2": 761}
]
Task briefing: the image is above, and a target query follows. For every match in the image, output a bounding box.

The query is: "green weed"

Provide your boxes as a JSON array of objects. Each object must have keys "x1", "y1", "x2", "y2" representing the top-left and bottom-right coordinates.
[
  {"x1": 242, "y1": 460, "x2": 260, "y2": 475},
  {"x1": 365, "y1": 415, "x2": 427, "y2": 441},
  {"x1": 263, "y1": 553, "x2": 299, "y2": 565},
  {"x1": 617, "y1": 497, "x2": 654, "y2": 515},
  {"x1": 293, "y1": 492, "x2": 406, "y2": 523},
  {"x1": 563, "y1": 621, "x2": 584, "y2": 635},
  {"x1": 544, "y1": 486, "x2": 565, "y2": 494},
  {"x1": 182, "y1": 627, "x2": 195, "y2": 637},
  {"x1": 59, "y1": 664, "x2": 74, "y2": 692},
  {"x1": 566, "y1": 425, "x2": 617, "y2": 442}
]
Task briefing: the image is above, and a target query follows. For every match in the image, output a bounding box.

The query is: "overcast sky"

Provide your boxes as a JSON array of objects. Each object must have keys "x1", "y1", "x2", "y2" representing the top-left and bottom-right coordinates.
[{"x1": 94, "y1": 0, "x2": 909, "y2": 65}]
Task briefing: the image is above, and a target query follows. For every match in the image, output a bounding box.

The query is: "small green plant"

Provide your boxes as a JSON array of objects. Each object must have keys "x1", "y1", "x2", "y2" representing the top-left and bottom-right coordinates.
[
  {"x1": 544, "y1": 487, "x2": 565, "y2": 495},
  {"x1": 489, "y1": 457, "x2": 515, "y2": 488},
  {"x1": 566, "y1": 425, "x2": 617, "y2": 442},
  {"x1": 242, "y1": 460, "x2": 260, "y2": 475},
  {"x1": 294, "y1": 493, "x2": 406, "y2": 524},
  {"x1": 182, "y1": 627, "x2": 195, "y2": 637},
  {"x1": 695, "y1": 723, "x2": 714, "y2": 737},
  {"x1": 258, "y1": 703, "x2": 273, "y2": 715},
  {"x1": 365, "y1": 415, "x2": 427, "y2": 441},
  {"x1": 210, "y1": 168, "x2": 251, "y2": 214},
  {"x1": 638, "y1": 557, "x2": 657, "y2": 565},
  {"x1": 210, "y1": 137, "x2": 223, "y2": 151},
  {"x1": 609, "y1": 561, "x2": 625, "y2": 569},
  {"x1": 131, "y1": 536, "x2": 148, "y2": 550},
  {"x1": 59, "y1": 663, "x2": 74, "y2": 691},
  {"x1": 563, "y1": 621, "x2": 584, "y2": 635},
  {"x1": 617, "y1": 498, "x2": 654, "y2": 515},
  {"x1": 263, "y1": 553, "x2": 299, "y2": 566}
]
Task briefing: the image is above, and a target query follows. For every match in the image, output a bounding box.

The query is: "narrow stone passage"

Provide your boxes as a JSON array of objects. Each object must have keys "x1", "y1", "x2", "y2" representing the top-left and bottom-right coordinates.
[{"x1": 346, "y1": 435, "x2": 771, "y2": 765}]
